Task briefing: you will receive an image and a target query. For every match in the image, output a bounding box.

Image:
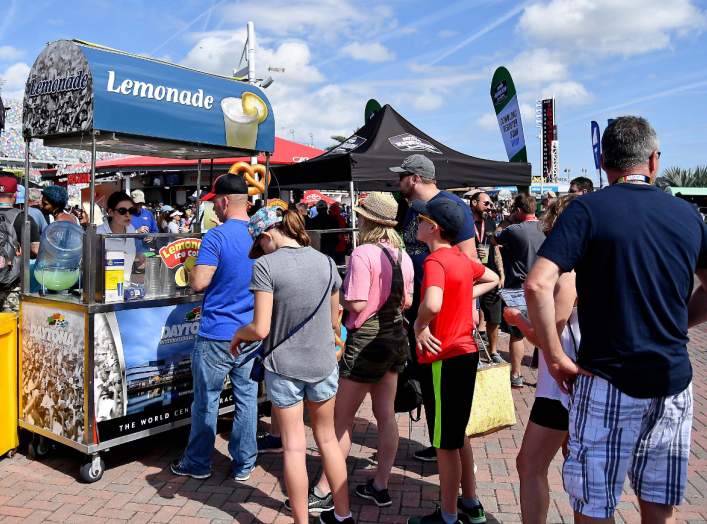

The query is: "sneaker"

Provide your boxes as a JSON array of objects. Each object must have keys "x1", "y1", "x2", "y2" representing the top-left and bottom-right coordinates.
[
  {"x1": 457, "y1": 498, "x2": 487, "y2": 524},
  {"x1": 169, "y1": 459, "x2": 211, "y2": 480},
  {"x1": 284, "y1": 490, "x2": 334, "y2": 514},
  {"x1": 413, "y1": 446, "x2": 437, "y2": 462},
  {"x1": 407, "y1": 506, "x2": 464, "y2": 524},
  {"x1": 319, "y1": 508, "x2": 355, "y2": 524},
  {"x1": 510, "y1": 374, "x2": 524, "y2": 388},
  {"x1": 257, "y1": 433, "x2": 283, "y2": 454},
  {"x1": 231, "y1": 467, "x2": 254, "y2": 481},
  {"x1": 355, "y1": 479, "x2": 392, "y2": 507},
  {"x1": 489, "y1": 353, "x2": 506, "y2": 364}
]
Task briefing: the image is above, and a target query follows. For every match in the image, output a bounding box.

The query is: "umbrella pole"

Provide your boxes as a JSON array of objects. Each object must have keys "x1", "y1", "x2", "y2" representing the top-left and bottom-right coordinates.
[
  {"x1": 349, "y1": 180, "x2": 356, "y2": 249},
  {"x1": 195, "y1": 159, "x2": 202, "y2": 233},
  {"x1": 89, "y1": 133, "x2": 96, "y2": 225},
  {"x1": 22, "y1": 136, "x2": 31, "y2": 293},
  {"x1": 264, "y1": 153, "x2": 271, "y2": 202}
]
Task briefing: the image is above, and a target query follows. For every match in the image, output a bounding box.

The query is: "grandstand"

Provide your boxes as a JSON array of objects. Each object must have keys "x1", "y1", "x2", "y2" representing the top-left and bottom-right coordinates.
[{"x1": 0, "y1": 98, "x2": 123, "y2": 168}]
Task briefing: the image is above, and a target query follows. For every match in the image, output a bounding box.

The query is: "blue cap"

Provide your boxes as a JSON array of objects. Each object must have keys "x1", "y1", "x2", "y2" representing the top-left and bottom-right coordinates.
[{"x1": 411, "y1": 197, "x2": 465, "y2": 238}]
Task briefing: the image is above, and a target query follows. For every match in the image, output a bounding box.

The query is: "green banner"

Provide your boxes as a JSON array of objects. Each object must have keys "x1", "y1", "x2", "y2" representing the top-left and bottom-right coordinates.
[
  {"x1": 365, "y1": 98, "x2": 382, "y2": 123},
  {"x1": 490, "y1": 67, "x2": 527, "y2": 163}
]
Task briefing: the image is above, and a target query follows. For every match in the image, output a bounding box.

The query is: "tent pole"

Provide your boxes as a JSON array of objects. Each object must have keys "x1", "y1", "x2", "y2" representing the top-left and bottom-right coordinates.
[
  {"x1": 89, "y1": 132, "x2": 97, "y2": 225},
  {"x1": 195, "y1": 159, "x2": 202, "y2": 233},
  {"x1": 349, "y1": 180, "x2": 356, "y2": 249}
]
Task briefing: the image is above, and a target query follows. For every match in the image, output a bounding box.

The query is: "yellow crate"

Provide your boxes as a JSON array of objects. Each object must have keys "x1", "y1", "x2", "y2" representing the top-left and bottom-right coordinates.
[{"x1": 0, "y1": 312, "x2": 18, "y2": 456}]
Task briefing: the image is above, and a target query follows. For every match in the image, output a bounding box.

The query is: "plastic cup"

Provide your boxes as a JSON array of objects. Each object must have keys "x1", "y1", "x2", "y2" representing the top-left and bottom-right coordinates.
[{"x1": 221, "y1": 97, "x2": 258, "y2": 149}]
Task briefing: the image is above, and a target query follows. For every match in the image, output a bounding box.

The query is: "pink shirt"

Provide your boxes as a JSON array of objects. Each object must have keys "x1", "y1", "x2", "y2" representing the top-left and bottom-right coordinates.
[{"x1": 343, "y1": 243, "x2": 414, "y2": 330}]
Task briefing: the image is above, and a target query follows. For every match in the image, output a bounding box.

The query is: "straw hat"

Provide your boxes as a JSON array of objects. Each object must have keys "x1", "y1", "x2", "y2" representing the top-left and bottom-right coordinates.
[{"x1": 354, "y1": 192, "x2": 398, "y2": 227}]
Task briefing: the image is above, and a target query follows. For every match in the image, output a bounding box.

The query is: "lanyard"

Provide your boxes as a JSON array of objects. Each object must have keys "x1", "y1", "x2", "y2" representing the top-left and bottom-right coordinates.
[
  {"x1": 474, "y1": 220, "x2": 485, "y2": 243},
  {"x1": 614, "y1": 174, "x2": 651, "y2": 185}
]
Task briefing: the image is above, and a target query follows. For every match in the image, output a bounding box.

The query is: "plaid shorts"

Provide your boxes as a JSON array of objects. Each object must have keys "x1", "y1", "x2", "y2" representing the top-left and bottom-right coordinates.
[{"x1": 563, "y1": 375, "x2": 693, "y2": 518}]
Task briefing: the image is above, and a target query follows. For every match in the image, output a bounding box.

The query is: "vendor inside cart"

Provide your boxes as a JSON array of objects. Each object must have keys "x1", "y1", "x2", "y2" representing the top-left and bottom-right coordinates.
[{"x1": 97, "y1": 191, "x2": 142, "y2": 280}]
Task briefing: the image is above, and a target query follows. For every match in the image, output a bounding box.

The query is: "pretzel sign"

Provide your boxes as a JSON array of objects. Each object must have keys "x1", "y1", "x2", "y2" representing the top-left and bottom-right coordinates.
[{"x1": 227, "y1": 161, "x2": 271, "y2": 196}]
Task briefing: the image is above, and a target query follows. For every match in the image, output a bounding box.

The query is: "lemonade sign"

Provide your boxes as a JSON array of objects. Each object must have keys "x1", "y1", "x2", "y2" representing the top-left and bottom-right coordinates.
[{"x1": 158, "y1": 237, "x2": 202, "y2": 287}]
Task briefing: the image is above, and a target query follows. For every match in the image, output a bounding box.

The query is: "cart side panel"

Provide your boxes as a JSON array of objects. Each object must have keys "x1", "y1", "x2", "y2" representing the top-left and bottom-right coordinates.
[
  {"x1": 20, "y1": 301, "x2": 87, "y2": 445},
  {"x1": 94, "y1": 301, "x2": 233, "y2": 443}
]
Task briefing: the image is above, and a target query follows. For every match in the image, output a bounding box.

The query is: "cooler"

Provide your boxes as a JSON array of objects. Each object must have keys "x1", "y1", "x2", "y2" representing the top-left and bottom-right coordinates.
[{"x1": 0, "y1": 312, "x2": 18, "y2": 457}]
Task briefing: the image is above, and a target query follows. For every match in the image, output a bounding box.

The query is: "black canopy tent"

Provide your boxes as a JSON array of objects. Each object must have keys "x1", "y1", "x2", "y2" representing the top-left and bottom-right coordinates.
[{"x1": 271, "y1": 104, "x2": 531, "y2": 191}]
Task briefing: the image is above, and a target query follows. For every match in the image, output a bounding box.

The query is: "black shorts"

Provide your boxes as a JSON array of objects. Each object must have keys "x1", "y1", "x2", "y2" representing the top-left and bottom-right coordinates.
[
  {"x1": 419, "y1": 352, "x2": 479, "y2": 450},
  {"x1": 528, "y1": 397, "x2": 569, "y2": 431},
  {"x1": 479, "y1": 289, "x2": 502, "y2": 325}
]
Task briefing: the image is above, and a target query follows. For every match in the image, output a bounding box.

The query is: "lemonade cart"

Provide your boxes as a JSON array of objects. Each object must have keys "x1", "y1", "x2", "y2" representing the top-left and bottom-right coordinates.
[{"x1": 18, "y1": 39, "x2": 274, "y2": 482}]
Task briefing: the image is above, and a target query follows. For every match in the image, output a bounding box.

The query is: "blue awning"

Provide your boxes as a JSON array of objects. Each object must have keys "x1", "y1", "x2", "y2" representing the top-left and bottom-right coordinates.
[{"x1": 22, "y1": 40, "x2": 275, "y2": 158}]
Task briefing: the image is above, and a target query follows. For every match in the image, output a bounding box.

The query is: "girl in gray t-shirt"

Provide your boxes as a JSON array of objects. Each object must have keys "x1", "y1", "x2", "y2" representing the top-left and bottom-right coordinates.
[{"x1": 231, "y1": 207, "x2": 353, "y2": 524}]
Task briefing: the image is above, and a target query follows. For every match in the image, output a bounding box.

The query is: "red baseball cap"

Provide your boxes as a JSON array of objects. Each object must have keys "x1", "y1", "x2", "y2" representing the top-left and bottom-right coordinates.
[{"x1": 0, "y1": 175, "x2": 18, "y2": 195}]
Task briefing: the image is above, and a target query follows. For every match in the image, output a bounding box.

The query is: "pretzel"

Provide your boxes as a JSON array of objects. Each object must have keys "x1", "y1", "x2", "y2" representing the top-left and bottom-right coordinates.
[{"x1": 227, "y1": 161, "x2": 271, "y2": 196}]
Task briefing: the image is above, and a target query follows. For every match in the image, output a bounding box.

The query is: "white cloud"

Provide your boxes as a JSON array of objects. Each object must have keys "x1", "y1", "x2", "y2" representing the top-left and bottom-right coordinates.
[
  {"x1": 406, "y1": 90, "x2": 445, "y2": 111},
  {"x1": 507, "y1": 48, "x2": 568, "y2": 87},
  {"x1": 519, "y1": 0, "x2": 706, "y2": 57},
  {"x1": 476, "y1": 112, "x2": 499, "y2": 131},
  {"x1": 342, "y1": 42, "x2": 395, "y2": 63},
  {"x1": 0, "y1": 61, "x2": 30, "y2": 100},
  {"x1": 0, "y1": 45, "x2": 23, "y2": 61},
  {"x1": 541, "y1": 81, "x2": 593, "y2": 106},
  {"x1": 219, "y1": 0, "x2": 395, "y2": 43},
  {"x1": 182, "y1": 31, "x2": 324, "y2": 85}
]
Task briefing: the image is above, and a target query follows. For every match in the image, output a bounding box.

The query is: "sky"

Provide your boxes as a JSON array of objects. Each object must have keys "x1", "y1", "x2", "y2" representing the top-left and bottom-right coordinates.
[{"x1": 1, "y1": 0, "x2": 706, "y2": 184}]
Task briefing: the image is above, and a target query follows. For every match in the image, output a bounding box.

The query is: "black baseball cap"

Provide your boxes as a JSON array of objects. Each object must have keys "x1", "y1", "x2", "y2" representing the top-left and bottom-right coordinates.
[
  {"x1": 411, "y1": 197, "x2": 465, "y2": 238},
  {"x1": 201, "y1": 173, "x2": 248, "y2": 201}
]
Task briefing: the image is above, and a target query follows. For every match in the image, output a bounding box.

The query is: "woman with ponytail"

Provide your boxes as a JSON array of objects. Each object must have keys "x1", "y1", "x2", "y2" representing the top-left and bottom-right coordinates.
[{"x1": 232, "y1": 207, "x2": 353, "y2": 524}]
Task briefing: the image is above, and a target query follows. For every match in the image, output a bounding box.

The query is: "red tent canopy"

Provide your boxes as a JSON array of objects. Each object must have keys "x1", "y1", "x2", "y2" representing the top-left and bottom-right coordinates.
[{"x1": 46, "y1": 137, "x2": 324, "y2": 177}]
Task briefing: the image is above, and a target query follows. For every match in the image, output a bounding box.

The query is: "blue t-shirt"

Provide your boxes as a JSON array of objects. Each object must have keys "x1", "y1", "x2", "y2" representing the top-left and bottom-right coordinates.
[
  {"x1": 196, "y1": 219, "x2": 254, "y2": 340},
  {"x1": 131, "y1": 207, "x2": 159, "y2": 252},
  {"x1": 402, "y1": 190, "x2": 475, "y2": 287},
  {"x1": 538, "y1": 184, "x2": 707, "y2": 398}
]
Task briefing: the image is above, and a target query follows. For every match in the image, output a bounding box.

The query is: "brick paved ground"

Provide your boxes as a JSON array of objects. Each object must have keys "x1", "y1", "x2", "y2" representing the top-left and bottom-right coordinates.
[{"x1": 1, "y1": 324, "x2": 705, "y2": 523}]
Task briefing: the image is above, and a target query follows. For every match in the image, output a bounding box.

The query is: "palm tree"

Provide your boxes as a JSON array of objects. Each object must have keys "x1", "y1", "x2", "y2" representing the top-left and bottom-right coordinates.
[{"x1": 656, "y1": 166, "x2": 707, "y2": 188}]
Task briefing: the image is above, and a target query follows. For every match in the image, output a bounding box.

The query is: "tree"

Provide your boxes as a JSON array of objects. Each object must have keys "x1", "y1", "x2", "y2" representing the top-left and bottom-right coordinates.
[{"x1": 656, "y1": 166, "x2": 707, "y2": 188}]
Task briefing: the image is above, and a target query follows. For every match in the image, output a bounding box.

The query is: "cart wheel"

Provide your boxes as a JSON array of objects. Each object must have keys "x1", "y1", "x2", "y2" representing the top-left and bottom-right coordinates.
[
  {"x1": 79, "y1": 455, "x2": 105, "y2": 483},
  {"x1": 27, "y1": 436, "x2": 51, "y2": 460}
]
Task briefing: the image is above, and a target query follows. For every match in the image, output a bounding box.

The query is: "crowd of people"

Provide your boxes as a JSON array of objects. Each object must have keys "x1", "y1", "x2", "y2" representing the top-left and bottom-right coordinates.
[
  {"x1": 3, "y1": 115, "x2": 706, "y2": 523},
  {"x1": 167, "y1": 116, "x2": 706, "y2": 524}
]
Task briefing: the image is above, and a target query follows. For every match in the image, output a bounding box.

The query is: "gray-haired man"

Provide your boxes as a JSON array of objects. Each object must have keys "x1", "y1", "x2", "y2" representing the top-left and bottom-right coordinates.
[{"x1": 526, "y1": 116, "x2": 707, "y2": 522}]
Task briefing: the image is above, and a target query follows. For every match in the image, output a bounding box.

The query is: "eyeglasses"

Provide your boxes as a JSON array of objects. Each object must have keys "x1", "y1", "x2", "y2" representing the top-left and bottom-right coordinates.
[
  {"x1": 480, "y1": 201, "x2": 492, "y2": 207},
  {"x1": 114, "y1": 207, "x2": 137, "y2": 215},
  {"x1": 398, "y1": 171, "x2": 416, "y2": 181},
  {"x1": 417, "y1": 214, "x2": 438, "y2": 227}
]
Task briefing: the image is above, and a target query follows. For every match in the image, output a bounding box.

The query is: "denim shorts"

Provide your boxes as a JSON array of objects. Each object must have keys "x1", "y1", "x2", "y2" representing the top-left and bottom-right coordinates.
[{"x1": 265, "y1": 366, "x2": 339, "y2": 408}]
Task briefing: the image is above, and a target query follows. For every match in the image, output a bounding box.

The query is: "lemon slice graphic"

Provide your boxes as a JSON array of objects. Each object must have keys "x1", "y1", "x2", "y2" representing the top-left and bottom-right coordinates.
[
  {"x1": 175, "y1": 266, "x2": 188, "y2": 287},
  {"x1": 242, "y1": 92, "x2": 268, "y2": 124}
]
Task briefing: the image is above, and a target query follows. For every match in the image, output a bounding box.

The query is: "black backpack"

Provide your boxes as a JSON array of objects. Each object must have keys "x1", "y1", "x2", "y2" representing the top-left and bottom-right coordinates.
[
  {"x1": 0, "y1": 208, "x2": 22, "y2": 287},
  {"x1": 394, "y1": 360, "x2": 423, "y2": 421}
]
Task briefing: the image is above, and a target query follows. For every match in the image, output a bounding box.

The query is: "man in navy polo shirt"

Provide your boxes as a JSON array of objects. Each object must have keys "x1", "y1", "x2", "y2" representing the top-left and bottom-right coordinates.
[
  {"x1": 170, "y1": 174, "x2": 258, "y2": 482},
  {"x1": 526, "y1": 116, "x2": 707, "y2": 522}
]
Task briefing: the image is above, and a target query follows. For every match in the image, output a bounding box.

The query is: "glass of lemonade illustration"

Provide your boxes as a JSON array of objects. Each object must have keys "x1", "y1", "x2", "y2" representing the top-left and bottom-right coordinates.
[{"x1": 221, "y1": 93, "x2": 268, "y2": 149}]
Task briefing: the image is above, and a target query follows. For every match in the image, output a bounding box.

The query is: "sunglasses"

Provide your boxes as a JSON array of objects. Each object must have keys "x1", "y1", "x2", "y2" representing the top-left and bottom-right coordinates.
[
  {"x1": 480, "y1": 201, "x2": 493, "y2": 207},
  {"x1": 114, "y1": 207, "x2": 137, "y2": 216},
  {"x1": 398, "y1": 171, "x2": 416, "y2": 181},
  {"x1": 417, "y1": 214, "x2": 438, "y2": 227}
]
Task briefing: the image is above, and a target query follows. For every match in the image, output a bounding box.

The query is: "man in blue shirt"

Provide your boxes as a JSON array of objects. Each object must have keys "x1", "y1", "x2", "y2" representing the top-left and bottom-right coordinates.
[
  {"x1": 130, "y1": 190, "x2": 159, "y2": 253},
  {"x1": 392, "y1": 154, "x2": 479, "y2": 464},
  {"x1": 170, "y1": 174, "x2": 258, "y2": 482},
  {"x1": 526, "y1": 116, "x2": 707, "y2": 522}
]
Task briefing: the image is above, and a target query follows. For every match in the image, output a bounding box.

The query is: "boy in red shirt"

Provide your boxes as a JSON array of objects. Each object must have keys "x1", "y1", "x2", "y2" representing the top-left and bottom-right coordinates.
[{"x1": 410, "y1": 198, "x2": 499, "y2": 524}]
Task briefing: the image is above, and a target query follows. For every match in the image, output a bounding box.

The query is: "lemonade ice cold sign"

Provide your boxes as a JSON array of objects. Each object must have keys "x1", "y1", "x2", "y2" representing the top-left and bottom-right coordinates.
[{"x1": 159, "y1": 237, "x2": 202, "y2": 288}]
